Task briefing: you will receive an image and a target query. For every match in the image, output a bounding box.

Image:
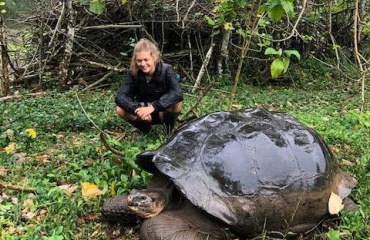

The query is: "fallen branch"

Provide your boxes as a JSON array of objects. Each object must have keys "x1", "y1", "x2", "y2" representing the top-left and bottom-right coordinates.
[
  {"x1": 81, "y1": 59, "x2": 126, "y2": 72},
  {"x1": 99, "y1": 132, "x2": 125, "y2": 156},
  {"x1": 0, "y1": 180, "x2": 36, "y2": 192},
  {"x1": 75, "y1": 90, "x2": 125, "y2": 156},
  {"x1": 0, "y1": 92, "x2": 46, "y2": 102},
  {"x1": 81, "y1": 24, "x2": 143, "y2": 30},
  {"x1": 80, "y1": 71, "x2": 114, "y2": 92}
]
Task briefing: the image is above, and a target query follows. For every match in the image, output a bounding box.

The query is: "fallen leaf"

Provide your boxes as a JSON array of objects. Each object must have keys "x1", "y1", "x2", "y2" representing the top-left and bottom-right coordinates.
[
  {"x1": 58, "y1": 184, "x2": 78, "y2": 195},
  {"x1": 0, "y1": 166, "x2": 9, "y2": 175},
  {"x1": 15, "y1": 152, "x2": 27, "y2": 164},
  {"x1": 11, "y1": 197, "x2": 19, "y2": 205},
  {"x1": 84, "y1": 159, "x2": 94, "y2": 167},
  {"x1": 38, "y1": 154, "x2": 50, "y2": 164},
  {"x1": 328, "y1": 191, "x2": 344, "y2": 215},
  {"x1": 330, "y1": 146, "x2": 340, "y2": 153},
  {"x1": 23, "y1": 198, "x2": 34, "y2": 208},
  {"x1": 25, "y1": 128, "x2": 37, "y2": 139},
  {"x1": 5, "y1": 142, "x2": 16, "y2": 155},
  {"x1": 81, "y1": 182, "x2": 107, "y2": 201},
  {"x1": 111, "y1": 155, "x2": 123, "y2": 165},
  {"x1": 5, "y1": 129, "x2": 15, "y2": 141}
]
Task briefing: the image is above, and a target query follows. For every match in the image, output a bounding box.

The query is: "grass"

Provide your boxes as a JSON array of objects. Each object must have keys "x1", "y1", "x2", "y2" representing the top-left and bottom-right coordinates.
[{"x1": 0, "y1": 78, "x2": 369, "y2": 239}]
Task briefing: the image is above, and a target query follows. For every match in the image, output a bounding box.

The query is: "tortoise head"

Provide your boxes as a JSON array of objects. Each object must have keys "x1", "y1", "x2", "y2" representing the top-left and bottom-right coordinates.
[{"x1": 127, "y1": 189, "x2": 167, "y2": 218}]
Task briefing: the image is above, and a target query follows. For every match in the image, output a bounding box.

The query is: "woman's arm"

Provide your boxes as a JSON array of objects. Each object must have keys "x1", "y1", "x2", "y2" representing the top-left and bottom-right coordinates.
[
  {"x1": 151, "y1": 64, "x2": 183, "y2": 111},
  {"x1": 115, "y1": 73, "x2": 139, "y2": 115}
]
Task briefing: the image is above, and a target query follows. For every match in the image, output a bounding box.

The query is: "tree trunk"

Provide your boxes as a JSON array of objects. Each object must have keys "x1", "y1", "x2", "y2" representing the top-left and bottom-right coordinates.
[
  {"x1": 192, "y1": 43, "x2": 214, "y2": 93},
  {"x1": 217, "y1": 29, "x2": 231, "y2": 75},
  {"x1": 58, "y1": 0, "x2": 76, "y2": 88},
  {"x1": 0, "y1": 15, "x2": 9, "y2": 96}
]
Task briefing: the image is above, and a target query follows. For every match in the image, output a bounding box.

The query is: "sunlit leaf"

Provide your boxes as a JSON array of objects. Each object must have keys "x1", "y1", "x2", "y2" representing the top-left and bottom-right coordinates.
[
  {"x1": 328, "y1": 191, "x2": 344, "y2": 215},
  {"x1": 223, "y1": 22, "x2": 233, "y2": 30},
  {"x1": 282, "y1": 57, "x2": 290, "y2": 73},
  {"x1": 327, "y1": 229, "x2": 341, "y2": 240},
  {"x1": 121, "y1": 0, "x2": 127, "y2": 5},
  {"x1": 5, "y1": 142, "x2": 16, "y2": 155},
  {"x1": 264, "y1": 47, "x2": 280, "y2": 56},
  {"x1": 110, "y1": 182, "x2": 116, "y2": 196},
  {"x1": 270, "y1": 58, "x2": 285, "y2": 78},
  {"x1": 25, "y1": 128, "x2": 37, "y2": 139},
  {"x1": 81, "y1": 182, "x2": 107, "y2": 201}
]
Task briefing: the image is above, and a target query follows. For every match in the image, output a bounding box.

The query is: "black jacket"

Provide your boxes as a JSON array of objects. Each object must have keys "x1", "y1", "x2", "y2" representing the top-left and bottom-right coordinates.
[{"x1": 115, "y1": 62, "x2": 183, "y2": 115}]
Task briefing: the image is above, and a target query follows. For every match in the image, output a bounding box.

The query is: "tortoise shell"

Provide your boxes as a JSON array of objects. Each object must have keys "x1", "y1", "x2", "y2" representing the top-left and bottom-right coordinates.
[{"x1": 137, "y1": 108, "x2": 350, "y2": 236}]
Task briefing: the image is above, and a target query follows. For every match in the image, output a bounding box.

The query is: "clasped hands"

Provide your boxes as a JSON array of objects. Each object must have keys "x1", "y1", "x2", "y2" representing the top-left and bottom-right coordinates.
[{"x1": 135, "y1": 105, "x2": 155, "y2": 122}]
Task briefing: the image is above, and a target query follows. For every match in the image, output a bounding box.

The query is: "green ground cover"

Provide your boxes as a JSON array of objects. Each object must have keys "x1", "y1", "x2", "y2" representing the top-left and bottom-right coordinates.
[{"x1": 0, "y1": 81, "x2": 369, "y2": 239}]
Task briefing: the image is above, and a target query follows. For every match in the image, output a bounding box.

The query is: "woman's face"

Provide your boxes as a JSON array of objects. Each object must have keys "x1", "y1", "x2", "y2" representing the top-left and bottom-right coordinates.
[{"x1": 135, "y1": 51, "x2": 156, "y2": 76}]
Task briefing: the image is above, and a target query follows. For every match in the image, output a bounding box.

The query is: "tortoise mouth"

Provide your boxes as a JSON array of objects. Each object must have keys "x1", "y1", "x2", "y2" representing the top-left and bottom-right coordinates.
[{"x1": 127, "y1": 190, "x2": 166, "y2": 218}]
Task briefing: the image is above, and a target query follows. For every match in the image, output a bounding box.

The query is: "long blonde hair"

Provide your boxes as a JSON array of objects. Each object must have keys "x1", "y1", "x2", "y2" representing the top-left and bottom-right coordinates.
[{"x1": 130, "y1": 38, "x2": 161, "y2": 77}]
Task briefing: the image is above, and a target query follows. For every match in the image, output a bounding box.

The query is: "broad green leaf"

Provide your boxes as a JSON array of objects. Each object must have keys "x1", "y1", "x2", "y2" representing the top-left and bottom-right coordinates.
[
  {"x1": 121, "y1": 0, "x2": 127, "y2": 5},
  {"x1": 264, "y1": 47, "x2": 279, "y2": 56},
  {"x1": 205, "y1": 16, "x2": 216, "y2": 26},
  {"x1": 269, "y1": 5, "x2": 285, "y2": 22},
  {"x1": 327, "y1": 229, "x2": 341, "y2": 240},
  {"x1": 270, "y1": 58, "x2": 285, "y2": 78},
  {"x1": 89, "y1": 0, "x2": 105, "y2": 15},
  {"x1": 284, "y1": 50, "x2": 301, "y2": 60},
  {"x1": 281, "y1": 0, "x2": 295, "y2": 17},
  {"x1": 282, "y1": 57, "x2": 290, "y2": 73},
  {"x1": 236, "y1": 28, "x2": 246, "y2": 38},
  {"x1": 0, "y1": 2, "x2": 5, "y2": 6}
]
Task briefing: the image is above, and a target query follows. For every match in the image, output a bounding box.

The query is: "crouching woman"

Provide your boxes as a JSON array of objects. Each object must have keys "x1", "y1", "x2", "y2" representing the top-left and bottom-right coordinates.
[{"x1": 115, "y1": 38, "x2": 183, "y2": 134}]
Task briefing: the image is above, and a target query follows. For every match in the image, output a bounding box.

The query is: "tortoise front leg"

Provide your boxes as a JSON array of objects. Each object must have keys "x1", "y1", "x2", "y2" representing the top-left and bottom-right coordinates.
[
  {"x1": 140, "y1": 200, "x2": 228, "y2": 240},
  {"x1": 101, "y1": 194, "x2": 140, "y2": 225}
]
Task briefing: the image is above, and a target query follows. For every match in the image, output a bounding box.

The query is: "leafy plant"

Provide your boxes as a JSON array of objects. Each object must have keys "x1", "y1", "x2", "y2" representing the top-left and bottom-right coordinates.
[{"x1": 264, "y1": 47, "x2": 301, "y2": 78}]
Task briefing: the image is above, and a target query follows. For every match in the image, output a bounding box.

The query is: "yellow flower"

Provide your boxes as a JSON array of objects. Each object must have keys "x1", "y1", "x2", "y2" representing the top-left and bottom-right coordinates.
[
  {"x1": 5, "y1": 142, "x2": 16, "y2": 155},
  {"x1": 223, "y1": 22, "x2": 233, "y2": 31},
  {"x1": 25, "y1": 128, "x2": 37, "y2": 139}
]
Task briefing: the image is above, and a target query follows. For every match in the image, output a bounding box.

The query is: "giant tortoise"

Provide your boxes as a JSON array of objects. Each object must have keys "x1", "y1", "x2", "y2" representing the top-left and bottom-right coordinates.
[{"x1": 102, "y1": 108, "x2": 357, "y2": 239}]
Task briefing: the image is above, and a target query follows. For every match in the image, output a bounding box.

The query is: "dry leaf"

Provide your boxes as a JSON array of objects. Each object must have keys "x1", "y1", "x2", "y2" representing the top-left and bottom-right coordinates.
[
  {"x1": 58, "y1": 184, "x2": 79, "y2": 195},
  {"x1": 0, "y1": 166, "x2": 9, "y2": 175},
  {"x1": 330, "y1": 146, "x2": 340, "y2": 153},
  {"x1": 328, "y1": 191, "x2": 344, "y2": 215},
  {"x1": 38, "y1": 154, "x2": 50, "y2": 164},
  {"x1": 81, "y1": 182, "x2": 107, "y2": 201},
  {"x1": 11, "y1": 197, "x2": 19, "y2": 205},
  {"x1": 15, "y1": 152, "x2": 27, "y2": 164},
  {"x1": 84, "y1": 159, "x2": 94, "y2": 167},
  {"x1": 111, "y1": 155, "x2": 123, "y2": 165}
]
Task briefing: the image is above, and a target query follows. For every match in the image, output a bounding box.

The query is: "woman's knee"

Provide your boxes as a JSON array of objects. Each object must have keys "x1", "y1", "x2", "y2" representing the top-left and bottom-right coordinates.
[
  {"x1": 168, "y1": 101, "x2": 182, "y2": 112},
  {"x1": 116, "y1": 106, "x2": 135, "y2": 121}
]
